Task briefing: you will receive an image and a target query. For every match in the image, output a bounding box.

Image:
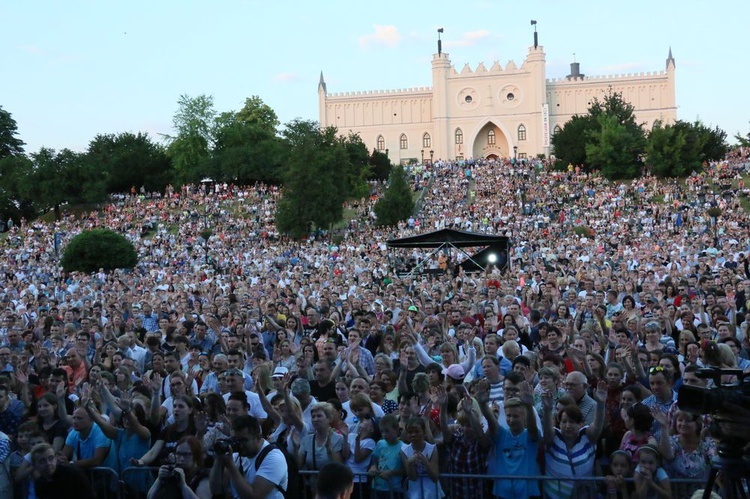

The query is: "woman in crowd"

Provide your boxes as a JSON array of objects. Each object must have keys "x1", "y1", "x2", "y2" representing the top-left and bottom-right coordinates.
[
  {"x1": 542, "y1": 380, "x2": 608, "y2": 499},
  {"x1": 654, "y1": 408, "x2": 715, "y2": 496},
  {"x1": 297, "y1": 402, "x2": 346, "y2": 483},
  {"x1": 274, "y1": 338, "x2": 296, "y2": 371},
  {"x1": 147, "y1": 436, "x2": 211, "y2": 499},
  {"x1": 533, "y1": 366, "x2": 565, "y2": 420},
  {"x1": 136, "y1": 395, "x2": 197, "y2": 467},
  {"x1": 369, "y1": 381, "x2": 397, "y2": 415},
  {"x1": 34, "y1": 392, "x2": 69, "y2": 452}
]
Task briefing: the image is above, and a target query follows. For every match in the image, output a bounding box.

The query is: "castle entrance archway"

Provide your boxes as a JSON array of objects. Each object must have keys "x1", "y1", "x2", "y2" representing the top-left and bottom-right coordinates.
[{"x1": 472, "y1": 121, "x2": 510, "y2": 160}]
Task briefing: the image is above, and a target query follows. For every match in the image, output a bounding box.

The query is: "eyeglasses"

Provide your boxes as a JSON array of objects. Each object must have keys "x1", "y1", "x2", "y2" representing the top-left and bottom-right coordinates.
[{"x1": 649, "y1": 366, "x2": 666, "y2": 374}]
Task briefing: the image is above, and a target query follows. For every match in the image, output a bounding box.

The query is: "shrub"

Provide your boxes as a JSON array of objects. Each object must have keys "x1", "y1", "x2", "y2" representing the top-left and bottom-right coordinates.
[{"x1": 61, "y1": 229, "x2": 138, "y2": 273}]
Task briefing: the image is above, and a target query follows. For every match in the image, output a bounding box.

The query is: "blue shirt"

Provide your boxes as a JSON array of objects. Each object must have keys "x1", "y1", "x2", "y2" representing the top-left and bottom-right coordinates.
[
  {"x1": 371, "y1": 439, "x2": 405, "y2": 492},
  {"x1": 65, "y1": 423, "x2": 117, "y2": 470},
  {"x1": 489, "y1": 426, "x2": 540, "y2": 498}
]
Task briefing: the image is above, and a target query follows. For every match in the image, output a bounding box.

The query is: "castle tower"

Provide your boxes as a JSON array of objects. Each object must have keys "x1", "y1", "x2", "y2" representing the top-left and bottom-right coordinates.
[
  {"x1": 431, "y1": 52, "x2": 452, "y2": 160},
  {"x1": 524, "y1": 43, "x2": 548, "y2": 155},
  {"x1": 318, "y1": 71, "x2": 327, "y2": 127}
]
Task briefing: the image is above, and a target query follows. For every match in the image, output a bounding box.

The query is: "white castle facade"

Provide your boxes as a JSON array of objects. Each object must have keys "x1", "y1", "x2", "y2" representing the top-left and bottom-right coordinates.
[{"x1": 318, "y1": 42, "x2": 677, "y2": 163}]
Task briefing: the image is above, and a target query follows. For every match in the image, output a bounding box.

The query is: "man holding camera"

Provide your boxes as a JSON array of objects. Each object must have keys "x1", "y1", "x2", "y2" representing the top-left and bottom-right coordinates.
[{"x1": 210, "y1": 415, "x2": 288, "y2": 499}]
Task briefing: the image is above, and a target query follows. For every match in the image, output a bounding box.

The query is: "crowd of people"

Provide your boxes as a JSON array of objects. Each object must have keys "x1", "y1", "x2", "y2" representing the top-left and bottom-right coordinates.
[{"x1": 0, "y1": 152, "x2": 749, "y2": 499}]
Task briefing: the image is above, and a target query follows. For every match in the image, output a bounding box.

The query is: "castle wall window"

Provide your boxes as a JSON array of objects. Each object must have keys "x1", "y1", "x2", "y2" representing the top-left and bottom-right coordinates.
[
  {"x1": 487, "y1": 129, "x2": 496, "y2": 145},
  {"x1": 553, "y1": 125, "x2": 562, "y2": 136},
  {"x1": 518, "y1": 124, "x2": 527, "y2": 141},
  {"x1": 400, "y1": 134, "x2": 408, "y2": 150},
  {"x1": 422, "y1": 133, "x2": 431, "y2": 148},
  {"x1": 455, "y1": 128, "x2": 463, "y2": 145},
  {"x1": 376, "y1": 135, "x2": 385, "y2": 151}
]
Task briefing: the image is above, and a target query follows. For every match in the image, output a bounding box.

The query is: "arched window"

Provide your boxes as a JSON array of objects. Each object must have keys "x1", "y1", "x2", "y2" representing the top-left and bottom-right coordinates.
[
  {"x1": 553, "y1": 125, "x2": 562, "y2": 136},
  {"x1": 487, "y1": 129, "x2": 496, "y2": 145},
  {"x1": 518, "y1": 124, "x2": 527, "y2": 141},
  {"x1": 376, "y1": 135, "x2": 385, "y2": 151},
  {"x1": 455, "y1": 128, "x2": 463, "y2": 145},
  {"x1": 422, "y1": 133, "x2": 431, "y2": 148},
  {"x1": 399, "y1": 134, "x2": 408, "y2": 150}
]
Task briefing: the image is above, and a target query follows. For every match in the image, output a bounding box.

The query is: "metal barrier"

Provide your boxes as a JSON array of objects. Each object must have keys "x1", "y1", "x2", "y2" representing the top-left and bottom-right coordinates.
[
  {"x1": 298, "y1": 470, "x2": 708, "y2": 499},
  {"x1": 84, "y1": 467, "x2": 123, "y2": 499},
  {"x1": 84, "y1": 467, "x2": 710, "y2": 499}
]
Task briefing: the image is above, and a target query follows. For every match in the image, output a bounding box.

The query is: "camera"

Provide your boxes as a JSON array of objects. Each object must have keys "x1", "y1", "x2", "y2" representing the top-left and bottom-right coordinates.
[
  {"x1": 677, "y1": 368, "x2": 750, "y2": 416},
  {"x1": 213, "y1": 438, "x2": 237, "y2": 455},
  {"x1": 163, "y1": 465, "x2": 179, "y2": 481},
  {"x1": 678, "y1": 367, "x2": 750, "y2": 459}
]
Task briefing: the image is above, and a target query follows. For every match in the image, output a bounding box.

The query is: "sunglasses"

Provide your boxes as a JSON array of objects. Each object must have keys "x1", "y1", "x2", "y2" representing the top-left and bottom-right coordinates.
[{"x1": 648, "y1": 366, "x2": 666, "y2": 374}]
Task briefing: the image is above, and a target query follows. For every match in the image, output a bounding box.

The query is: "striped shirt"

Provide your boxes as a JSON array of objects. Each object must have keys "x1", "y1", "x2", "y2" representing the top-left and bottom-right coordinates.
[{"x1": 545, "y1": 427, "x2": 596, "y2": 498}]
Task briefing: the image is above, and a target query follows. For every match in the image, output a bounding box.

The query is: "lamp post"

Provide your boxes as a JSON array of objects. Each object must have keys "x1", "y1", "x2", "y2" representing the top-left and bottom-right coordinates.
[
  {"x1": 429, "y1": 150, "x2": 434, "y2": 166},
  {"x1": 513, "y1": 146, "x2": 518, "y2": 159},
  {"x1": 421, "y1": 149, "x2": 424, "y2": 164}
]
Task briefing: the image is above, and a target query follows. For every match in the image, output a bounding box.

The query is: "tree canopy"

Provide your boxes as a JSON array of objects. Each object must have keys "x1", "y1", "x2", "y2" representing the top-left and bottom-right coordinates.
[
  {"x1": 61, "y1": 229, "x2": 138, "y2": 273},
  {"x1": 374, "y1": 165, "x2": 414, "y2": 226},
  {"x1": 552, "y1": 92, "x2": 728, "y2": 179}
]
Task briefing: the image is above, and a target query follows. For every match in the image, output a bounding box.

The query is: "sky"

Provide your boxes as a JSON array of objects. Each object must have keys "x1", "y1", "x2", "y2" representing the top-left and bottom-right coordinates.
[{"x1": 2, "y1": 0, "x2": 749, "y2": 153}]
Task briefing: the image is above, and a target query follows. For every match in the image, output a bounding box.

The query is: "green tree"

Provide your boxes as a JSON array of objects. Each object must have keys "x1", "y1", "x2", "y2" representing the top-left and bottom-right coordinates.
[
  {"x1": 0, "y1": 106, "x2": 25, "y2": 159},
  {"x1": 276, "y1": 120, "x2": 349, "y2": 238},
  {"x1": 646, "y1": 120, "x2": 728, "y2": 177},
  {"x1": 86, "y1": 132, "x2": 173, "y2": 193},
  {"x1": 551, "y1": 115, "x2": 595, "y2": 170},
  {"x1": 735, "y1": 123, "x2": 750, "y2": 148},
  {"x1": 0, "y1": 154, "x2": 35, "y2": 223},
  {"x1": 585, "y1": 113, "x2": 645, "y2": 179},
  {"x1": 212, "y1": 97, "x2": 284, "y2": 184},
  {"x1": 27, "y1": 147, "x2": 105, "y2": 219},
  {"x1": 165, "y1": 94, "x2": 217, "y2": 184},
  {"x1": 645, "y1": 121, "x2": 687, "y2": 177},
  {"x1": 368, "y1": 149, "x2": 392, "y2": 181},
  {"x1": 61, "y1": 229, "x2": 138, "y2": 273},
  {"x1": 374, "y1": 165, "x2": 414, "y2": 226},
  {"x1": 340, "y1": 132, "x2": 371, "y2": 199}
]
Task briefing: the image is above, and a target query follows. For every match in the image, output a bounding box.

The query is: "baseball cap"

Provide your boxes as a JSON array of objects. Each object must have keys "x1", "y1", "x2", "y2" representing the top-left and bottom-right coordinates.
[
  {"x1": 272, "y1": 367, "x2": 289, "y2": 378},
  {"x1": 408, "y1": 305, "x2": 419, "y2": 312},
  {"x1": 441, "y1": 364, "x2": 465, "y2": 381}
]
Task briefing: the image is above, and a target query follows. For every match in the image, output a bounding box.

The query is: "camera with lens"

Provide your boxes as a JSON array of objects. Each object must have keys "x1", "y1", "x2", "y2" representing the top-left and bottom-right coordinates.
[
  {"x1": 163, "y1": 465, "x2": 179, "y2": 481},
  {"x1": 678, "y1": 368, "x2": 750, "y2": 458},
  {"x1": 213, "y1": 438, "x2": 237, "y2": 455},
  {"x1": 678, "y1": 368, "x2": 750, "y2": 416}
]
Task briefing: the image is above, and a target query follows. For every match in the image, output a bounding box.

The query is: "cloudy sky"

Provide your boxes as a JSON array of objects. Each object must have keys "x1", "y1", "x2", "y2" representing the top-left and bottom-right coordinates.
[{"x1": 2, "y1": 0, "x2": 748, "y2": 152}]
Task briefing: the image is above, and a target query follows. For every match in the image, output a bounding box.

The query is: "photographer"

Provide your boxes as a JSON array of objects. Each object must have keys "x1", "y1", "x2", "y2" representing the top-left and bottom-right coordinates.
[
  {"x1": 210, "y1": 415, "x2": 288, "y2": 499},
  {"x1": 147, "y1": 436, "x2": 211, "y2": 499}
]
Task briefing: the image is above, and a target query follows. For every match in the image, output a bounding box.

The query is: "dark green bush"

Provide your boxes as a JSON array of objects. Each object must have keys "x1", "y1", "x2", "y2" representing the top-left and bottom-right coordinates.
[{"x1": 61, "y1": 229, "x2": 138, "y2": 273}]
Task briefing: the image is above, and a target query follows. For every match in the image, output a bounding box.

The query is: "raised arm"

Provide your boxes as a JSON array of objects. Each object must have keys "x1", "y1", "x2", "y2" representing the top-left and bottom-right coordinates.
[
  {"x1": 585, "y1": 380, "x2": 608, "y2": 442},
  {"x1": 519, "y1": 381, "x2": 539, "y2": 442},
  {"x1": 652, "y1": 408, "x2": 674, "y2": 462},
  {"x1": 541, "y1": 391, "x2": 555, "y2": 446}
]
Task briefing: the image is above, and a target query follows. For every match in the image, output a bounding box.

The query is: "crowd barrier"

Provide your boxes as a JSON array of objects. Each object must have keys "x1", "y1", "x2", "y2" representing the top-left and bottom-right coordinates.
[{"x1": 81, "y1": 467, "x2": 711, "y2": 499}]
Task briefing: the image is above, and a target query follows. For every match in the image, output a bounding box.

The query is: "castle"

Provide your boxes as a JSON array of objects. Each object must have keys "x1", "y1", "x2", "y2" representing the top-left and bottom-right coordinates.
[{"x1": 317, "y1": 37, "x2": 676, "y2": 163}]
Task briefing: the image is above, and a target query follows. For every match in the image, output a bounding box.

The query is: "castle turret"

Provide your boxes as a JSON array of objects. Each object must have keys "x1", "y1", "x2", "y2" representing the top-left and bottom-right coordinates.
[
  {"x1": 432, "y1": 52, "x2": 452, "y2": 160},
  {"x1": 318, "y1": 71, "x2": 327, "y2": 126},
  {"x1": 666, "y1": 47, "x2": 676, "y2": 70}
]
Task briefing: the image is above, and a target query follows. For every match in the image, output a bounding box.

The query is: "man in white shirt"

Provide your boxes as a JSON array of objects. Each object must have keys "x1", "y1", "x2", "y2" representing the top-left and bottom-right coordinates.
[{"x1": 210, "y1": 415, "x2": 288, "y2": 499}]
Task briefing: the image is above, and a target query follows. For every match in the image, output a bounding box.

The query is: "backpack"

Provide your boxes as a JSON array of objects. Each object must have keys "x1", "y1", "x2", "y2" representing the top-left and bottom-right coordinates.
[{"x1": 255, "y1": 442, "x2": 296, "y2": 498}]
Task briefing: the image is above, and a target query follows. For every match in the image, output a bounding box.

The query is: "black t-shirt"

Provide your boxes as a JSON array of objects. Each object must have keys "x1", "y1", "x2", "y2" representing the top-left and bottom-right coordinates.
[
  {"x1": 309, "y1": 379, "x2": 337, "y2": 402},
  {"x1": 38, "y1": 418, "x2": 70, "y2": 446},
  {"x1": 35, "y1": 464, "x2": 95, "y2": 499}
]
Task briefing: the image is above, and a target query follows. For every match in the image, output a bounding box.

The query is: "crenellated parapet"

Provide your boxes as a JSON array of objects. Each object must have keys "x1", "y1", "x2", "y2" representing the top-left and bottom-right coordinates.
[
  {"x1": 327, "y1": 87, "x2": 433, "y2": 98},
  {"x1": 547, "y1": 70, "x2": 670, "y2": 85},
  {"x1": 448, "y1": 60, "x2": 526, "y2": 77}
]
